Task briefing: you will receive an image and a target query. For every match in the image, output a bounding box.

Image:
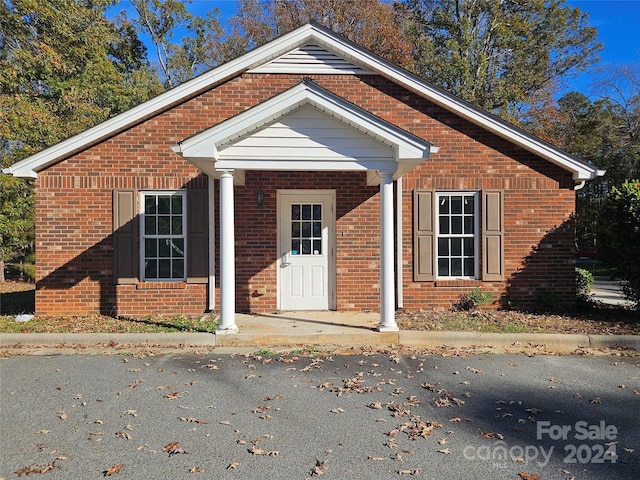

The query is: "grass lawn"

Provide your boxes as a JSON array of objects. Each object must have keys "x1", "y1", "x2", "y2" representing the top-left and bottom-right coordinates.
[{"x1": 1, "y1": 281, "x2": 639, "y2": 335}]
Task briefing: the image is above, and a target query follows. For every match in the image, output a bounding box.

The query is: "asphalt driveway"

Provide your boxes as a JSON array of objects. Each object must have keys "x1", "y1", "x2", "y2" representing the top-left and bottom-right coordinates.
[{"x1": 1, "y1": 352, "x2": 639, "y2": 479}]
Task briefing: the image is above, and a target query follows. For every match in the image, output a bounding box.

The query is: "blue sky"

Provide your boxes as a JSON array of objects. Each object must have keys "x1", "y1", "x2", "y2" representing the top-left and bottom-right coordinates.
[
  {"x1": 114, "y1": 0, "x2": 640, "y2": 96},
  {"x1": 565, "y1": 0, "x2": 640, "y2": 94}
]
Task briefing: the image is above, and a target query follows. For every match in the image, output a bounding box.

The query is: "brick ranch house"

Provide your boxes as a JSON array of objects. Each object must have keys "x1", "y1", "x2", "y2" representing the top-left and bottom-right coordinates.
[{"x1": 4, "y1": 23, "x2": 602, "y2": 333}]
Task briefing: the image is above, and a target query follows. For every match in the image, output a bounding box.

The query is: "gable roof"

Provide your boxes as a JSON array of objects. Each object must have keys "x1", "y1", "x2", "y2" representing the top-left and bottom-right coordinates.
[{"x1": 3, "y1": 22, "x2": 603, "y2": 181}]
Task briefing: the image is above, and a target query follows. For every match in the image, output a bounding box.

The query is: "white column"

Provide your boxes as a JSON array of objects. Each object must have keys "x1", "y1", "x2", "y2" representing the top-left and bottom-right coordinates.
[
  {"x1": 378, "y1": 170, "x2": 398, "y2": 332},
  {"x1": 207, "y1": 175, "x2": 216, "y2": 312},
  {"x1": 217, "y1": 170, "x2": 238, "y2": 334},
  {"x1": 396, "y1": 176, "x2": 403, "y2": 309}
]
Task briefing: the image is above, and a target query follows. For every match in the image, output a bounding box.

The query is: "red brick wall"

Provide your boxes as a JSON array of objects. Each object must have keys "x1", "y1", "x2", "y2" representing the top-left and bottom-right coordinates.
[{"x1": 34, "y1": 72, "x2": 576, "y2": 316}]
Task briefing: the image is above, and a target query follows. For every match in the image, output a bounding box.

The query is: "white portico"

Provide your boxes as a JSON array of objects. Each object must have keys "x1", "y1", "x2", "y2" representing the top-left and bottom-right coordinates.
[{"x1": 173, "y1": 80, "x2": 437, "y2": 333}]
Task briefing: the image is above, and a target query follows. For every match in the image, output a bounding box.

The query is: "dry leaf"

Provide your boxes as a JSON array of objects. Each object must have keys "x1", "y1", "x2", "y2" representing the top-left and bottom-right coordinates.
[
  {"x1": 16, "y1": 461, "x2": 57, "y2": 476},
  {"x1": 311, "y1": 459, "x2": 328, "y2": 476},
  {"x1": 164, "y1": 392, "x2": 181, "y2": 400},
  {"x1": 103, "y1": 464, "x2": 122, "y2": 476},
  {"x1": 163, "y1": 442, "x2": 187, "y2": 456},
  {"x1": 398, "y1": 468, "x2": 421, "y2": 475},
  {"x1": 518, "y1": 473, "x2": 541, "y2": 480},
  {"x1": 449, "y1": 417, "x2": 471, "y2": 422},
  {"x1": 180, "y1": 417, "x2": 207, "y2": 424}
]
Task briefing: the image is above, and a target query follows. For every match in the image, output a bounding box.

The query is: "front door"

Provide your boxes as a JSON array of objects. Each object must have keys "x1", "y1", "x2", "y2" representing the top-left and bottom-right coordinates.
[{"x1": 278, "y1": 190, "x2": 335, "y2": 310}]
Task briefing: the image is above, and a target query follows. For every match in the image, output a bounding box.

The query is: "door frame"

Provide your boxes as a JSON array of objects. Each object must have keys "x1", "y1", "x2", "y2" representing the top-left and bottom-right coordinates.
[{"x1": 277, "y1": 189, "x2": 336, "y2": 311}]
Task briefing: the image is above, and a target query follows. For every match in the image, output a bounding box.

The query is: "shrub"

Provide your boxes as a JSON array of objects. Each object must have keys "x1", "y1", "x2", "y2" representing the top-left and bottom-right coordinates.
[
  {"x1": 575, "y1": 267, "x2": 594, "y2": 298},
  {"x1": 596, "y1": 179, "x2": 640, "y2": 309},
  {"x1": 453, "y1": 287, "x2": 494, "y2": 311}
]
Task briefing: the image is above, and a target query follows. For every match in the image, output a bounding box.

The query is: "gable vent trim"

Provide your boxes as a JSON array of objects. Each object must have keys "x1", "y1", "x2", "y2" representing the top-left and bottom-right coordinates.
[{"x1": 249, "y1": 44, "x2": 376, "y2": 75}]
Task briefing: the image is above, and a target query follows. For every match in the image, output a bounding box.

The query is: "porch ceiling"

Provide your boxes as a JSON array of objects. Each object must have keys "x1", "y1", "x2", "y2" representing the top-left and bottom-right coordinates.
[{"x1": 172, "y1": 79, "x2": 438, "y2": 186}]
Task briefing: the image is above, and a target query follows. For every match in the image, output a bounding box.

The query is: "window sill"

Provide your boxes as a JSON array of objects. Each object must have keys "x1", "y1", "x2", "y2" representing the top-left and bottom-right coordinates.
[
  {"x1": 136, "y1": 282, "x2": 187, "y2": 290},
  {"x1": 434, "y1": 279, "x2": 482, "y2": 288}
]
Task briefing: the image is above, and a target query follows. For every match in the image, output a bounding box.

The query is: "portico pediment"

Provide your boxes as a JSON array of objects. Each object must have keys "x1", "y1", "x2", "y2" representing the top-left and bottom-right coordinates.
[{"x1": 172, "y1": 80, "x2": 437, "y2": 185}]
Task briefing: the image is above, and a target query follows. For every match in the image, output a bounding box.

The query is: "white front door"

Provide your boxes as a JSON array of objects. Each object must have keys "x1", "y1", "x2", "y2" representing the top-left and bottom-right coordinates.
[{"x1": 278, "y1": 190, "x2": 335, "y2": 310}]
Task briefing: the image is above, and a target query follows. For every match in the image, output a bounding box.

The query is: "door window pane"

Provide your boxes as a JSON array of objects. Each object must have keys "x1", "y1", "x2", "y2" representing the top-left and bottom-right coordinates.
[{"x1": 290, "y1": 203, "x2": 322, "y2": 256}]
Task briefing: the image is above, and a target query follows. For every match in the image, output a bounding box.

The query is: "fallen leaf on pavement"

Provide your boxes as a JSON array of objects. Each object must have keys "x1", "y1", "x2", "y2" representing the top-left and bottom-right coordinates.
[
  {"x1": 16, "y1": 461, "x2": 57, "y2": 476},
  {"x1": 449, "y1": 417, "x2": 471, "y2": 422},
  {"x1": 311, "y1": 459, "x2": 328, "y2": 476},
  {"x1": 179, "y1": 417, "x2": 207, "y2": 424},
  {"x1": 397, "y1": 468, "x2": 421, "y2": 475},
  {"x1": 518, "y1": 473, "x2": 541, "y2": 480},
  {"x1": 103, "y1": 464, "x2": 122, "y2": 476},
  {"x1": 163, "y1": 442, "x2": 188, "y2": 456},
  {"x1": 115, "y1": 431, "x2": 132, "y2": 440}
]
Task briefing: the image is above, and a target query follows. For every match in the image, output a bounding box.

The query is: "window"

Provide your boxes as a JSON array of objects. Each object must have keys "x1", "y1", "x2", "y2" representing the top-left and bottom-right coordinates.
[
  {"x1": 141, "y1": 191, "x2": 186, "y2": 281},
  {"x1": 436, "y1": 192, "x2": 479, "y2": 279},
  {"x1": 413, "y1": 189, "x2": 503, "y2": 282}
]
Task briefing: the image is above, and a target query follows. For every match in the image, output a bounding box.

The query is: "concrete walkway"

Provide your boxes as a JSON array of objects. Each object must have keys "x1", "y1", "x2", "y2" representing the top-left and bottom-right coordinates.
[
  {"x1": 591, "y1": 279, "x2": 633, "y2": 306},
  {"x1": 2, "y1": 309, "x2": 638, "y2": 353}
]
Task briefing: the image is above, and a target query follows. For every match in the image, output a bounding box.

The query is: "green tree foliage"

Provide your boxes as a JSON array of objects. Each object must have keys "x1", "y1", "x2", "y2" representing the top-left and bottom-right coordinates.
[
  {"x1": 522, "y1": 64, "x2": 640, "y2": 250},
  {"x1": 221, "y1": 0, "x2": 414, "y2": 68},
  {"x1": 0, "y1": 0, "x2": 162, "y2": 270},
  {"x1": 596, "y1": 180, "x2": 640, "y2": 308},
  {"x1": 401, "y1": 0, "x2": 601, "y2": 119},
  {"x1": 0, "y1": 0, "x2": 161, "y2": 167},
  {"x1": 126, "y1": 0, "x2": 223, "y2": 87},
  {"x1": 0, "y1": 175, "x2": 34, "y2": 282}
]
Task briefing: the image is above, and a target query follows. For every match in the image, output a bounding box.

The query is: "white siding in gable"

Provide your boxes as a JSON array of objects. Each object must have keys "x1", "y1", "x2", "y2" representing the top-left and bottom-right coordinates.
[{"x1": 217, "y1": 105, "x2": 393, "y2": 162}]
